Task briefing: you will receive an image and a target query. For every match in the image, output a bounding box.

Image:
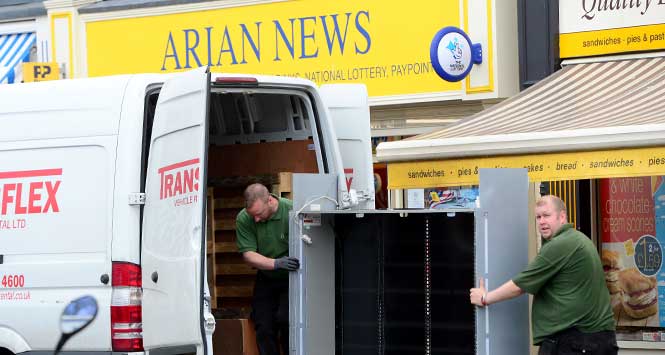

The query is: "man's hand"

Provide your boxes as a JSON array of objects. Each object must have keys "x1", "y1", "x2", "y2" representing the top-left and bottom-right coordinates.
[
  {"x1": 470, "y1": 279, "x2": 524, "y2": 307},
  {"x1": 470, "y1": 278, "x2": 487, "y2": 307},
  {"x1": 274, "y1": 256, "x2": 300, "y2": 271}
]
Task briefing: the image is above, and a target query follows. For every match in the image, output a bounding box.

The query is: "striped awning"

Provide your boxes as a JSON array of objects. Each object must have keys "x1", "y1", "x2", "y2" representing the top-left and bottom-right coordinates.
[
  {"x1": 0, "y1": 32, "x2": 36, "y2": 84},
  {"x1": 414, "y1": 56, "x2": 665, "y2": 140},
  {"x1": 376, "y1": 56, "x2": 665, "y2": 163}
]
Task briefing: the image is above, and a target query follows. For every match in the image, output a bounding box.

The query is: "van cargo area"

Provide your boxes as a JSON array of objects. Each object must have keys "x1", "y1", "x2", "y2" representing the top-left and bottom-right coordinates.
[{"x1": 199, "y1": 86, "x2": 320, "y2": 353}]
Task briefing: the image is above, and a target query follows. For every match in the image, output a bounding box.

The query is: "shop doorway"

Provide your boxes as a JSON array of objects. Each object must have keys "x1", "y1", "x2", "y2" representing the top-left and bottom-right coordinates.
[{"x1": 542, "y1": 179, "x2": 593, "y2": 238}]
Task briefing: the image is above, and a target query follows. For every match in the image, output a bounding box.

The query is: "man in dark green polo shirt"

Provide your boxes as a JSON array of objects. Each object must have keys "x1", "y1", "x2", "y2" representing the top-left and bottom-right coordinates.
[
  {"x1": 236, "y1": 183, "x2": 299, "y2": 355},
  {"x1": 469, "y1": 195, "x2": 617, "y2": 354}
]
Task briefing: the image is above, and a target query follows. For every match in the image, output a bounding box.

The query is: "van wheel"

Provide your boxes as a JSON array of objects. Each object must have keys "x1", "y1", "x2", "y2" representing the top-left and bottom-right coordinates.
[{"x1": 0, "y1": 348, "x2": 14, "y2": 355}]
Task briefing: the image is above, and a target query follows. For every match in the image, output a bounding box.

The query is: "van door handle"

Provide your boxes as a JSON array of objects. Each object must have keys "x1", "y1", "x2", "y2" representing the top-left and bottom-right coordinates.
[{"x1": 151, "y1": 271, "x2": 158, "y2": 283}]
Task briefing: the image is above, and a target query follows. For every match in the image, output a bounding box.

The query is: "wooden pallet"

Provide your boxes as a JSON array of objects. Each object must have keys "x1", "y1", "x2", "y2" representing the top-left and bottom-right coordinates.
[
  {"x1": 206, "y1": 172, "x2": 292, "y2": 316},
  {"x1": 206, "y1": 189, "x2": 218, "y2": 309}
]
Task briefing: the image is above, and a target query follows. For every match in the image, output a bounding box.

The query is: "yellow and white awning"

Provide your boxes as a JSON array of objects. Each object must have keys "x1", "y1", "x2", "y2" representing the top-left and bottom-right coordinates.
[{"x1": 377, "y1": 56, "x2": 665, "y2": 189}]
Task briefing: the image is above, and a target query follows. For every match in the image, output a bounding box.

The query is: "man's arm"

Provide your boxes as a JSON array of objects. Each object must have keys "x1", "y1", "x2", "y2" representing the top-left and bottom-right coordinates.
[
  {"x1": 242, "y1": 251, "x2": 277, "y2": 270},
  {"x1": 470, "y1": 278, "x2": 525, "y2": 307},
  {"x1": 242, "y1": 251, "x2": 300, "y2": 271}
]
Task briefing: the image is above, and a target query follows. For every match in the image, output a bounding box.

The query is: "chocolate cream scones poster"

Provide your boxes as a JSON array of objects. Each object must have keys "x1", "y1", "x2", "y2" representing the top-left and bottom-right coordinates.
[{"x1": 601, "y1": 177, "x2": 664, "y2": 327}]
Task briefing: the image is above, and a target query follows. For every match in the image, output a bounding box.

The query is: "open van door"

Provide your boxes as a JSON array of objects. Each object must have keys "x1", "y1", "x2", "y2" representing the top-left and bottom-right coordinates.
[
  {"x1": 319, "y1": 84, "x2": 375, "y2": 209},
  {"x1": 141, "y1": 67, "x2": 210, "y2": 354}
]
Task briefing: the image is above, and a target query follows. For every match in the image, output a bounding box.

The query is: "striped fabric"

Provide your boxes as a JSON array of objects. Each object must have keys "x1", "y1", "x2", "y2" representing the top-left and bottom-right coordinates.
[
  {"x1": 411, "y1": 56, "x2": 665, "y2": 140},
  {"x1": 0, "y1": 32, "x2": 36, "y2": 84}
]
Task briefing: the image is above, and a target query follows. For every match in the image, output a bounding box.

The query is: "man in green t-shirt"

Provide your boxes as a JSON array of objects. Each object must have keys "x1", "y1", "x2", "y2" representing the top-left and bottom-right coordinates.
[
  {"x1": 236, "y1": 183, "x2": 299, "y2": 355},
  {"x1": 469, "y1": 195, "x2": 617, "y2": 355}
]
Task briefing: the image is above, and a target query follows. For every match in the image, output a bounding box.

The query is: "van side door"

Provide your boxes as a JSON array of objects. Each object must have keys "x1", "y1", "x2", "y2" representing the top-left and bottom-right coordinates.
[{"x1": 140, "y1": 67, "x2": 210, "y2": 353}]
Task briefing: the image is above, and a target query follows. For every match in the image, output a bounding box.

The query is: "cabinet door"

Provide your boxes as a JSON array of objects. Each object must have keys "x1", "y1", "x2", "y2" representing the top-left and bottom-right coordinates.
[
  {"x1": 289, "y1": 173, "x2": 338, "y2": 355},
  {"x1": 475, "y1": 168, "x2": 530, "y2": 355}
]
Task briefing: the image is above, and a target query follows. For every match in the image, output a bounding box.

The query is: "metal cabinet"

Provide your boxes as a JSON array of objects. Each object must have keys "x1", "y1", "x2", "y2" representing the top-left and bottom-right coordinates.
[{"x1": 290, "y1": 169, "x2": 530, "y2": 355}]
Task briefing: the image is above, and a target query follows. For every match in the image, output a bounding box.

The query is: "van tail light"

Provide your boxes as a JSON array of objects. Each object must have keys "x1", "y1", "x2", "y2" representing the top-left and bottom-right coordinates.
[{"x1": 111, "y1": 262, "x2": 144, "y2": 352}]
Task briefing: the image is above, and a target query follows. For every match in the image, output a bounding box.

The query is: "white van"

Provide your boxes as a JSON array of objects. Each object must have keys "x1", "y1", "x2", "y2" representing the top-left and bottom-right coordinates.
[{"x1": 0, "y1": 67, "x2": 374, "y2": 354}]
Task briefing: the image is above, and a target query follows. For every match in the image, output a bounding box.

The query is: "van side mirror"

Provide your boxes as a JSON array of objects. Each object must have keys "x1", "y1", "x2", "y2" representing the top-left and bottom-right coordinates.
[{"x1": 55, "y1": 295, "x2": 98, "y2": 354}]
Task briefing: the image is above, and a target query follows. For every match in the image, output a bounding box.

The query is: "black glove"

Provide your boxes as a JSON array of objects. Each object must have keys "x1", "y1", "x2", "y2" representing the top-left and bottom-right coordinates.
[{"x1": 274, "y1": 256, "x2": 300, "y2": 271}]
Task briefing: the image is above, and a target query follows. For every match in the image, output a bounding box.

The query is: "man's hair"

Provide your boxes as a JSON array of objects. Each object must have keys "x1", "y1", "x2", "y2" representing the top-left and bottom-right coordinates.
[
  {"x1": 244, "y1": 183, "x2": 270, "y2": 208},
  {"x1": 536, "y1": 195, "x2": 568, "y2": 215}
]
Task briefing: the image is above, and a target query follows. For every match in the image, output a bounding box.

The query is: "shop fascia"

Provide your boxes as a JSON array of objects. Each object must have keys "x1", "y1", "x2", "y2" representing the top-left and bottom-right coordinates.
[{"x1": 160, "y1": 12, "x2": 371, "y2": 71}]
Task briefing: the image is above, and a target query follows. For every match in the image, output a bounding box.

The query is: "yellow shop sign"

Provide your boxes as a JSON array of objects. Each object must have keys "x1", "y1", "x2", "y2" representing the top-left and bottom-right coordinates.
[
  {"x1": 559, "y1": 1, "x2": 665, "y2": 58},
  {"x1": 388, "y1": 147, "x2": 665, "y2": 189},
  {"x1": 22, "y1": 62, "x2": 60, "y2": 82},
  {"x1": 560, "y1": 23, "x2": 665, "y2": 58},
  {"x1": 85, "y1": 0, "x2": 462, "y2": 97}
]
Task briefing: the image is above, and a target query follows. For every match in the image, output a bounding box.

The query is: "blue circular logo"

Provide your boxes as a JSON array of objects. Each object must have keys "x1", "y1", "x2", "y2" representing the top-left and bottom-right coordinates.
[
  {"x1": 430, "y1": 27, "x2": 480, "y2": 82},
  {"x1": 634, "y1": 235, "x2": 662, "y2": 276}
]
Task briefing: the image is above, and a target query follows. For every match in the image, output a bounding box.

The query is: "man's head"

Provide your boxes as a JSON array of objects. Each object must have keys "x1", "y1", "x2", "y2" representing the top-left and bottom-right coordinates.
[
  {"x1": 535, "y1": 195, "x2": 568, "y2": 239},
  {"x1": 244, "y1": 183, "x2": 275, "y2": 223}
]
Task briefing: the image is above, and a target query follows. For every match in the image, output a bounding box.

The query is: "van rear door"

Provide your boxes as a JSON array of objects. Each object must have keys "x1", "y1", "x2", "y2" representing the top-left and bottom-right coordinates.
[
  {"x1": 319, "y1": 84, "x2": 374, "y2": 209},
  {"x1": 140, "y1": 67, "x2": 210, "y2": 353}
]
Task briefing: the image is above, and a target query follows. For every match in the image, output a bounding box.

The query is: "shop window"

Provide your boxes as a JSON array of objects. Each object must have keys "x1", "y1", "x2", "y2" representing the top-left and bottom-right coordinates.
[
  {"x1": 598, "y1": 177, "x2": 664, "y2": 341},
  {"x1": 371, "y1": 135, "x2": 414, "y2": 156},
  {"x1": 404, "y1": 186, "x2": 479, "y2": 210},
  {"x1": 373, "y1": 163, "x2": 389, "y2": 209}
]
